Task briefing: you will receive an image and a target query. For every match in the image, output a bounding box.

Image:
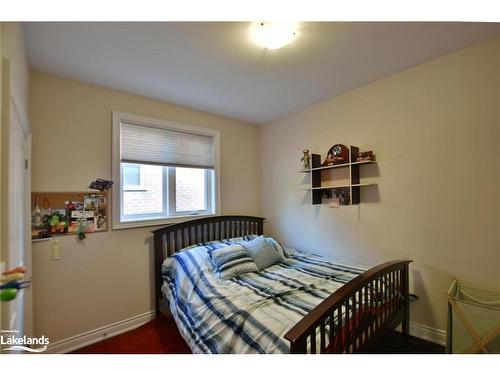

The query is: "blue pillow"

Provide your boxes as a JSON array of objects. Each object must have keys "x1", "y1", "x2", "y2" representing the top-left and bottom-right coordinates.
[
  {"x1": 243, "y1": 236, "x2": 284, "y2": 270},
  {"x1": 210, "y1": 244, "x2": 258, "y2": 279}
]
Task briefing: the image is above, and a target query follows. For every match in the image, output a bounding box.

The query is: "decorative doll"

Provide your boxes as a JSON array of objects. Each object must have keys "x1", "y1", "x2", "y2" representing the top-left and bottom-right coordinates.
[{"x1": 301, "y1": 149, "x2": 311, "y2": 170}]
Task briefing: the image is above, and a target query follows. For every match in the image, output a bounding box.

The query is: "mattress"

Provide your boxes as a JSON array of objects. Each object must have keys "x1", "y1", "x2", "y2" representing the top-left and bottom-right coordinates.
[{"x1": 161, "y1": 236, "x2": 367, "y2": 354}]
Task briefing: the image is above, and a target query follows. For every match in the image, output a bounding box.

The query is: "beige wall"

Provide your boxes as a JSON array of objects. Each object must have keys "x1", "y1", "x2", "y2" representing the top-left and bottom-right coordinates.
[
  {"x1": 1, "y1": 23, "x2": 29, "y2": 118},
  {"x1": 260, "y1": 37, "x2": 500, "y2": 332},
  {"x1": 30, "y1": 36, "x2": 500, "y2": 345},
  {"x1": 29, "y1": 71, "x2": 261, "y2": 343}
]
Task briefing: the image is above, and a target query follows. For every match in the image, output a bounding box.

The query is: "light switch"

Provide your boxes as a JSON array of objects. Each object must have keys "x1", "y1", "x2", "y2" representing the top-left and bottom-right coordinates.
[{"x1": 51, "y1": 240, "x2": 61, "y2": 260}]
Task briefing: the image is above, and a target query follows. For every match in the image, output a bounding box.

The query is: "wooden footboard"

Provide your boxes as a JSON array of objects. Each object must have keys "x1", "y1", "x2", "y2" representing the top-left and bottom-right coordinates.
[{"x1": 284, "y1": 260, "x2": 412, "y2": 354}]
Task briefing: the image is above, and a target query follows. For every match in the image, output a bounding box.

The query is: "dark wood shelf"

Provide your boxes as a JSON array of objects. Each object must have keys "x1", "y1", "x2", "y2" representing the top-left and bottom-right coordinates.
[{"x1": 300, "y1": 145, "x2": 377, "y2": 206}]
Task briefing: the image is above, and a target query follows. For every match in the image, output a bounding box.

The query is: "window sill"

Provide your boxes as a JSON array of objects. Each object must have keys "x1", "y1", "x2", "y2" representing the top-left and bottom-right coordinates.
[{"x1": 112, "y1": 213, "x2": 218, "y2": 230}]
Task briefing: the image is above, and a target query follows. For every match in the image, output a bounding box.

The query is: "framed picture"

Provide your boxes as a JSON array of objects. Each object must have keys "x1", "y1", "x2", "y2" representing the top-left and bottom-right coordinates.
[
  {"x1": 84, "y1": 195, "x2": 100, "y2": 212},
  {"x1": 31, "y1": 191, "x2": 109, "y2": 239}
]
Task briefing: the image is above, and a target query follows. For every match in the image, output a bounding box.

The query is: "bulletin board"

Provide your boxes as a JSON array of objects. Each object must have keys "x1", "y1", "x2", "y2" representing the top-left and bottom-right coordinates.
[{"x1": 31, "y1": 191, "x2": 108, "y2": 239}]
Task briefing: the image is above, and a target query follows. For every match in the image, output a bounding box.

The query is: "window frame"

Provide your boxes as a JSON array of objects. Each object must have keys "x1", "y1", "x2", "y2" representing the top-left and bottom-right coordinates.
[
  {"x1": 169, "y1": 167, "x2": 214, "y2": 216},
  {"x1": 112, "y1": 111, "x2": 220, "y2": 230}
]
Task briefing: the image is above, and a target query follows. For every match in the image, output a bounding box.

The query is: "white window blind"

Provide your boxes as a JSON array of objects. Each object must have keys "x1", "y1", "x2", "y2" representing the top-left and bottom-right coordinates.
[{"x1": 121, "y1": 122, "x2": 215, "y2": 169}]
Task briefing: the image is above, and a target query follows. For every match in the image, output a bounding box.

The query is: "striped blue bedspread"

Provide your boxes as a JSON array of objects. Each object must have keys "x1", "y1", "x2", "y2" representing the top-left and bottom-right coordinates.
[{"x1": 162, "y1": 236, "x2": 367, "y2": 354}]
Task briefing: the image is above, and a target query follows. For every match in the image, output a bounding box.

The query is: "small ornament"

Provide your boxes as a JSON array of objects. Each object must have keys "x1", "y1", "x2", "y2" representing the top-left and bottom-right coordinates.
[
  {"x1": 356, "y1": 151, "x2": 374, "y2": 162},
  {"x1": 301, "y1": 149, "x2": 311, "y2": 170},
  {"x1": 323, "y1": 144, "x2": 349, "y2": 166},
  {"x1": 0, "y1": 288, "x2": 17, "y2": 302},
  {"x1": 2, "y1": 266, "x2": 27, "y2": 276},
  {"x1": 89, "y1": 178, "x2": 114, "y2": 191},
  {"x1": 77, "y1": 218, "x2": 87, "y2": 240},
  {"x1": 0, "y1": 280, "x2": 31, "y2": 290}
]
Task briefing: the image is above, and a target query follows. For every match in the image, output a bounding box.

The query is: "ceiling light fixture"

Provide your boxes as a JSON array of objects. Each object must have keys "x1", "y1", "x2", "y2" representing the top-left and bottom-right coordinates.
[{"x1": 250, "y1": 22, "x2": 298, "y2": 50}]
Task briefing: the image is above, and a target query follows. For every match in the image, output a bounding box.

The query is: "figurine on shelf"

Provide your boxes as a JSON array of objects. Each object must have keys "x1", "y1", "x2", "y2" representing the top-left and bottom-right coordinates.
[
  {"x1": 301, "y1": 149, "x2": 311, "y2": 170},
  {"x1": 356, "y1": 151, "x2": 374, "y2": 162}
]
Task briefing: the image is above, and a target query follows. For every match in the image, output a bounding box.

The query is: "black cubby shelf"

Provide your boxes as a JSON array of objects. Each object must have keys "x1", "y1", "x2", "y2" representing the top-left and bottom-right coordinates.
[{"x1": 299, "y1": 145, "x2": 377, "y2": 205}]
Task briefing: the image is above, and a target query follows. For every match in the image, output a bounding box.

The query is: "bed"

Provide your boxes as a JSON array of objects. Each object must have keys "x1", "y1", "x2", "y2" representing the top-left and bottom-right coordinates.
[{"x1": 152, "y1": 215, "x2": 411, "y2": 354}]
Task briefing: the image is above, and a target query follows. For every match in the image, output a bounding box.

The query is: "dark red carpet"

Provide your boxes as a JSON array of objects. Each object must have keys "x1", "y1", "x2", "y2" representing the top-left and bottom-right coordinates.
[
  {"x1": 73, "y1": 314, "x2": 191, "y2": 354},
  {"x1": 73, "y1": 314, "x2": 443, "y2": 354}
]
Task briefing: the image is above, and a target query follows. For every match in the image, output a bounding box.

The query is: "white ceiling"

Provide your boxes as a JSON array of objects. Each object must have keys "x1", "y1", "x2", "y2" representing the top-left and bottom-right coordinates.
[{"x1": 24, "y1": 22, "x2": 500, "y2": 124}]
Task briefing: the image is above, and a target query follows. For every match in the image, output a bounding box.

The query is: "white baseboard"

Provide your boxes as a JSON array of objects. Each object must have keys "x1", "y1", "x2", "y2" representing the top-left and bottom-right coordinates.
[
  {"x1": 397, "y1": 322, "x2": 446, "y2": 346},
  {"x1": 45, "y1": 310, "x2": 156, "y2": 354},
  {"x1": 45, "y1": 311, "x2": 444, "y2": 353}
]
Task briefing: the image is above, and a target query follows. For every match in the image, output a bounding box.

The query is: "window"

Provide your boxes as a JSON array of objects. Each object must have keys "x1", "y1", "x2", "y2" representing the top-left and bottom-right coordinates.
[
  {"x1": 122, "y1": 163, "x2": 144, "y2": 190},
  {"x1": 112, "y1": 112, "x2": 219, "y2": 229}
]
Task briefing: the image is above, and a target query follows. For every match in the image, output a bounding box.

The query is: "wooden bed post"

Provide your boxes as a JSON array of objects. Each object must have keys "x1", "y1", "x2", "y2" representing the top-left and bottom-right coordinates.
[
  {"x1": 153, "y1": 232, "x2": 164, "y2": 317},
  {"x1": 290, "y1": 339, "x2": 307, "y2": 354},
  {"x1": 257, "y1": 220, "x2": 264, "y2": 236},
  {"x1": 401, "y1": 263, "x2": 410, "y2": 336}
]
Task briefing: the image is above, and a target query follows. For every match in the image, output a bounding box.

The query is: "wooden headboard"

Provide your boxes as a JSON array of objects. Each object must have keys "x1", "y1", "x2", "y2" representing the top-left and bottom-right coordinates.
[{"x1": 151, "y1": 215, "x2": 265, "y2": 314}]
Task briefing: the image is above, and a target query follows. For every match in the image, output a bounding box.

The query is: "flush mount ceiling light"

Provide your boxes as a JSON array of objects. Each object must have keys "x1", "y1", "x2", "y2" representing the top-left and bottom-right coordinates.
[{"x1": 249, "y1": 22, "x2": 298, "y2": 50}]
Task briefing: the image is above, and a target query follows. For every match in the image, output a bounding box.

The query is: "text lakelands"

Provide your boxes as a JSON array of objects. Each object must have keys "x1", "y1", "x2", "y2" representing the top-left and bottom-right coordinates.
[{"x1": 1, "y1": 334, "x2": 50, "y2": 346}]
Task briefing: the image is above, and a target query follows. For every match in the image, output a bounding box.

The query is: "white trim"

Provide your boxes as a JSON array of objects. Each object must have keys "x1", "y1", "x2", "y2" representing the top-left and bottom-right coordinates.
[
  {"x1": 10, "y1": 96, "x2": 30, "y2": 137},
  {"x1": 171, "y1": 168, "x2": 213, "y2": 217},
  {"x1": 44, "y1": 310, "x2": 156, "y2": 354},
  {"x1": 113, "y1": 213, "x2": 219, "y2": 230},
  {"x1": 111, "y1": 111, "x2": 221, "y2": 230},
  {"x1": 396, "y1": 322, "x2": 446, "y2": 346}
]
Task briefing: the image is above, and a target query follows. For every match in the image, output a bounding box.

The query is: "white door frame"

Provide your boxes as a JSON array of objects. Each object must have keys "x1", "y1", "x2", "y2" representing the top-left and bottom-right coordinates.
[{"x1": 0, "y1": 57, "x2": 32, "y2": 338}]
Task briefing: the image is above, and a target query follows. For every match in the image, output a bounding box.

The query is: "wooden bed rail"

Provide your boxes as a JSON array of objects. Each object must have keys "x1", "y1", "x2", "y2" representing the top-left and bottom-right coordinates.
[{"x1": 284, "y1": 260, "x2": 412, "y2": 354}]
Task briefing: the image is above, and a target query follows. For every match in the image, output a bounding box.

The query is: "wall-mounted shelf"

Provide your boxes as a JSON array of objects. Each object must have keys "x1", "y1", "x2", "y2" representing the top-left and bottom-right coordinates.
[
  {"x1": 299, "y1": 159, "x2": 376, "y2": 173},
  {"x1": 300, "y1": 145, "x2": 377, "y2": 205},
  {"x1": 300, "y1": 183, "x2": 376, "y2": 191}
]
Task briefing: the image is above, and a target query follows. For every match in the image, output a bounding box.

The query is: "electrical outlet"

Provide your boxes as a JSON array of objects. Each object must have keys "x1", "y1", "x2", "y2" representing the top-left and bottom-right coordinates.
[{"x1": 51, "y1": 240, "x2": 61, "y2": 260}]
